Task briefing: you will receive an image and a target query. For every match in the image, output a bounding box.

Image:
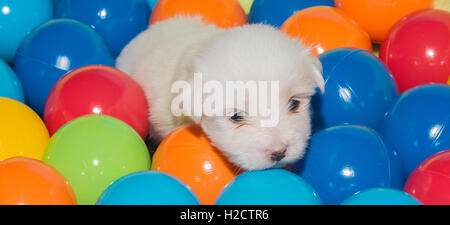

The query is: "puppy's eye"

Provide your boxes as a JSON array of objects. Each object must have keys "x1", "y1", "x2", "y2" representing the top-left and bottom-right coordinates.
[
  {"x1": 288, "y1": 99, "x2": 301, "y2": 112},
  {"x1": 230, "y1": 112, "x2": 245, "y2": 123}
]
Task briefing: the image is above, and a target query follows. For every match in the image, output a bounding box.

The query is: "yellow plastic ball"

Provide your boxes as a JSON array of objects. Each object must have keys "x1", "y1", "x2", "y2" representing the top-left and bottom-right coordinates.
[{"x1": 0, "y1": 97, "x2": 49, "y2": 160}]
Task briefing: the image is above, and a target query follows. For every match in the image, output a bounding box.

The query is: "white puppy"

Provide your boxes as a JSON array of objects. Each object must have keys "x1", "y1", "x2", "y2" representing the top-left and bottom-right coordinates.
[{"x1": 116, "y1": 17, "x2": 324, "y2": 171}]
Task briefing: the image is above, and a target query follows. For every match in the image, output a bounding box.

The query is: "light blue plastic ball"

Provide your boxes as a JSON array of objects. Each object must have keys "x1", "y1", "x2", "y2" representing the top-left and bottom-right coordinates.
[
  {"x1": 97, "y1": 171, "x2": 200, "y2": 205},
  {"x1": 341, "y1": 188, "x2": 422, "y2": 205},
  {"x1": 215, "y1": 169, "x2": 322, "y2": 205},
  {"x1": 0, "y1": 59, "x2": 24, "y2": 102},
  {"x1": 0, "y1": 0, "x2": 53, "y2": 64}
]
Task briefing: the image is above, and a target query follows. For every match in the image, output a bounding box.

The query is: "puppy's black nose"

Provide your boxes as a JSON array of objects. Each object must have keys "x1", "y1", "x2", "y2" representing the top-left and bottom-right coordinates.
[{"x1": 270, "y1": 150, "x2": 286, "y2": 162}]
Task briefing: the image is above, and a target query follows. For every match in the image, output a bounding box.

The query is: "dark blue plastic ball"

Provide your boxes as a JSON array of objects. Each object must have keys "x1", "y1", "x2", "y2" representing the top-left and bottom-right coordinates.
[
  {"x1": 14, "y1": 19, "x2": 114, "y2": 115},
  {"x1": 380, "y1": 84, "x2": 450, "y2": 175},
  {"x1": 215, "y1": 169, "x2": 322, "y2": 205},
  {"x1": 249, "y1": 0, "x2": 334, "y2": 28},
  {"x1": 312, "y1": 48, "x2": 398, "y2": 132},
  {"x1": 294, "y1": 125, "x2": 404, "y2": 205},
  {"x1": 55, "y1": 0, "x2": 150, "y2": 57},
  {"x1": 97, "y1": 171, "x2": 200, "y2": 205}
]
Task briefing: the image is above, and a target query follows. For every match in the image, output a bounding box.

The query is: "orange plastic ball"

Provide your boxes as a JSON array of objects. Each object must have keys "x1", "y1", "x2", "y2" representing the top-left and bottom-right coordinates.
[
  {"x1": 281, "y1": 6, "x2": 372, "y2": 56},
  {"x1": 152, "y1": 125, "x2": 242, "y2": 205},
  {"x1": 335, "y1": 0, "x2": 433, "y2": 43},
  {"x1": 149, "y1": 0, "x2": 247, "y2": 28},
  {"x1": 0, "y1": 157, "x2": 76, "y2": 205}
]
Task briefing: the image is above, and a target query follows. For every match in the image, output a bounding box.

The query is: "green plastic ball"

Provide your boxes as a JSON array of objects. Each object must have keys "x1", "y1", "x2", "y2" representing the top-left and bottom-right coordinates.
[{"x1": 44, "y1": 115, "x2": 151, "y2": 205}]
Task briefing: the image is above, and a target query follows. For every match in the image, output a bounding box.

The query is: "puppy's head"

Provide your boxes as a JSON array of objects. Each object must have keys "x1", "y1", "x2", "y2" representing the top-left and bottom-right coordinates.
[{"x1": 186, "y1": 24, "x2": 324, "y2": 171}]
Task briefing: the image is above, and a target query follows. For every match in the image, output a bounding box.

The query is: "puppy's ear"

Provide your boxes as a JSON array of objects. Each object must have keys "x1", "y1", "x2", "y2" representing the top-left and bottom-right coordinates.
[{"x1": 311, "y1": 57, "x2": 325, "y2": 94}]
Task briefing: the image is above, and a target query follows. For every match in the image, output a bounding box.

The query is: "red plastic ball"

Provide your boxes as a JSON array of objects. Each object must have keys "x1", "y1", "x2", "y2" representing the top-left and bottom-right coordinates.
[
  {"x1": 44, "y1": 65, "x2": 149, "y2": 140},
  {"x1": 380, "y1": 9, "x2": 450, "y2": 93},
  {"x1": 404, "y1": 150, "x2": 450, "y2": 205}
]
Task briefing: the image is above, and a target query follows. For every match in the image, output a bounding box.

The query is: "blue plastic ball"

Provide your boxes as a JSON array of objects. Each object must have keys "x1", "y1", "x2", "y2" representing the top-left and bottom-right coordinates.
[
  {"x1": 294, "y1": 125, "x2": 404, "y2": 205},
  {"x1": 14, "y1": 19, "x2": 114, "y2": 115},
  {"x1": 55, "y1": 0, "x2": 150, "y2": 57},
  {"x1": 0, "y1": 0, "x2": 53, "y2": 64},
  {"x1": 312, "y1": 48, "x2": 398, "y2": 132},
  {"x1": 0, "y1": 59, "x2": 24, "y2": 102},
  {"x1": 97, "y1": 171, "x2": 200, "y2": 205},
  {"x1": 380, "y1": 84, "x2": 450, "y2": 175},
  {"x1": 215, "y1": 169, "x2": 322, "y2": 205},
  {"x1": 249, "y1": 0, "x2": 334, "y2": 28},
  {"x1": 341, "y1": 188, "x2": 422, "y2": 205}
]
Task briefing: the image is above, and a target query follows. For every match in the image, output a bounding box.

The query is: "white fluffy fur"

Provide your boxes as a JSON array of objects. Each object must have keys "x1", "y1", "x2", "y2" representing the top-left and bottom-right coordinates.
[{"x1": 116, "y1": 17, "x2": 325, "y2": 171}]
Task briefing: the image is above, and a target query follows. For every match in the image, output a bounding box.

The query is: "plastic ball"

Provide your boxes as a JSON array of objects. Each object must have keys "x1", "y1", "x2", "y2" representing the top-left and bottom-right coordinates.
[
  {"x1": 294, "y1": 125, "x2": 404, "y2": 205},
  {"x1": 404, "y1": 150, "x2": 450, "y2": 205},
  {"x1": 55, "y1": 0, "x2": 151, "y2": 57},
  {"x1": 280, "y1": 6, "x2": 372, "y2": 56},
  {"x1": 97, "y1": 171, "x2": 200, "y2": 205},
  {"x1": 380, "y1": 84, "x2": 450, "y2": 175},
  {"x1": 0, "y1": 59, "x2": 24, "y2": 102},
  {"x1": 43, "y1": 115, "x2": 151, "y2": 205},
  {"x1": 312, "y1": 48, "x2": 398, "y2": 131},
  {"x1": 335, "y1": 0, "x2": 433, "y2": 43},
  {"x1": 44, "y1": 65, "x2": 149, "y2": 140},
  {"x1": 0, "y1": 157, "x2": 76, "y2": 205},
  {"x1": 150, "y1": 0, "x2": 247, "y2": 28},
  {"x1": 341, "y1": 188, "x2": 421, "y2": 205},
  {"x1": 0, "y1": 0, "x2": 53, "y2": 64},
  {"x1": 152, "y1": 125, "x2": 240, "y2": 205},
  {"x1": 0, "y1": 97, "x2": 49, "y2": 160},
  {"x1": 215, "y1": 169, "x2": 322, "y2": 205},
  {"x1": 14, "y1": 19, "x2": 114, "y2": 115},
  {"x1": 249, "y1": 0, "x2": 334, "y2": 28},
  {"x1": 380, "y1": 9, "x2": 450, "y2": 93}
]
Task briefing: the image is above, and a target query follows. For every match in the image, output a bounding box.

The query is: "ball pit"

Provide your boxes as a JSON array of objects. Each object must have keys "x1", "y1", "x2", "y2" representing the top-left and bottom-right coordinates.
[
  {"x1": 404, "y1": 150, "x2": 450, "y2": 205},
  {"x1": 0, "y1": 97, "x2": 49, "y2": 161},
  {"x1": 14, "y1": 19, "x2": 115, "y2": 115},
  {"x1": 44, "y1": 65, "x2": 149, "y2": 140},
  {"x1": 0, "y1": 0, "x2": 53, "y2": 64},
  {"x1": 44, "y1": 115, "x2": 151, "y2": 205},
  {"x1": 249, "y1": 0, "x2": 334, "y2": 28},
  {"x1": 55, "y1": 0, "x2": 151, "y2": 57},
  {"x1": 152, "y1": 125, "x2": 240, "y2": 205},
  {"x1": 0, "y1": 59, "x2": 24, "y2": 102},
  {"x1": 294, "y1": 125, "x2": 404, "y2": 205},
  {"x1": 97, "y1": 171, "x2": 200, "y2": 205},
  {"x1": 341, "y1": 188, "x2": 421, "y2": 205},
  {"x1": 150, "y1": 0, "x2": 247, "y2": 28},
  {"x1": 380, "y1": 9, "x2": 450, "y2": 93},
  {"x1": 380, "y1": 84, "x2": 450, "y2": 175},
  {"x1": 0, "y1": 157, "x2": 76, "y2": 205},
  {"x1": 280, "y1": 6, "x2": 372, "y2": 56},
  {"x1": 215, "y1": 169, "x2": 322, "y2": 205},
  {"x1": 0, "y1": 0, "x2": 448, "y2": 207},
  {"x1": 335, "y1": 0, "x2": 433, "y2": 43},
  {"x1": 312, "y1": 48, "x2": 398, "y2": 131}
]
